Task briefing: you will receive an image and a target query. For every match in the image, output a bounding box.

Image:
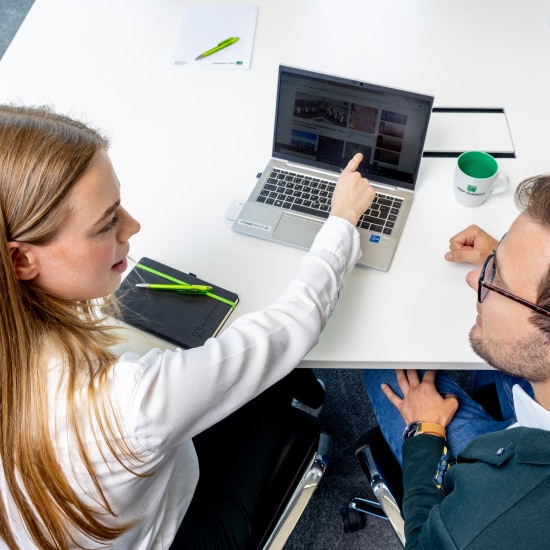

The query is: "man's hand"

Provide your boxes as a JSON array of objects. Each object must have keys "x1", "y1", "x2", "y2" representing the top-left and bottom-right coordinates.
[
  {"x1": 444, "y1": 224, "x2": 499, "y2": 266},
  {"x1": 330, "y1": 153, "x2": 375, "y2": 226},
  {"x1": 381, "y1": 370, "x2": 459, "y2": 427}
]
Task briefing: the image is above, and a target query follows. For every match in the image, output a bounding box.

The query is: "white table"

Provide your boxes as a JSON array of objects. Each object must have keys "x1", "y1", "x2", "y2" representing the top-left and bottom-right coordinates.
[{"x1": 1, "y1": 0, "x2": 549, "y2": 368}]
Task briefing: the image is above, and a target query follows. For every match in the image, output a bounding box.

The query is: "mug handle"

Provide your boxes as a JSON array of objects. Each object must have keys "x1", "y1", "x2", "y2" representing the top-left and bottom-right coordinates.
[{"x1": 490, "y1": 173, "x2": 509, "y2": 195}]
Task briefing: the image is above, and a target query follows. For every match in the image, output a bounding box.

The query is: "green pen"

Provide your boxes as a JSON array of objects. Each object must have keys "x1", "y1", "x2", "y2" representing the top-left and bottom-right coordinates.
[
  {"x1": 136, "y1": 283, "x2": 213, "y2": 294},
  {"x1": 195, "y1": 36, "x2": 240, "y2": 60}
]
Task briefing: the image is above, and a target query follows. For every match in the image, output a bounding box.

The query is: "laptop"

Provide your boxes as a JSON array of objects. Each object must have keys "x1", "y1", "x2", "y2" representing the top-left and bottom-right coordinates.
[{"x1": 232, "y1": 65, "x2": 434, "y2": 271}]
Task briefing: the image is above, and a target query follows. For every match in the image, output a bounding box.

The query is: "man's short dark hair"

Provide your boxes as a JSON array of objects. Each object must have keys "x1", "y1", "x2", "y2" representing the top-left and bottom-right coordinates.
[{"x1": 515, "y1": 174, "x2": 550, "y2": 334}]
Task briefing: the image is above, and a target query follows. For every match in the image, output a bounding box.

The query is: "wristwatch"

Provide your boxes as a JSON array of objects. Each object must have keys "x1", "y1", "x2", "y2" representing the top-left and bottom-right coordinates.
[{"x1": 403, "y1": 421, "x2": 446, "y2": 441}]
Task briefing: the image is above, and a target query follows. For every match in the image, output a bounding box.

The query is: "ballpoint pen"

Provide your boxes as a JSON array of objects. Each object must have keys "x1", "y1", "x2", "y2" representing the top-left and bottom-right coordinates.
[
  {"x1": 136, "y1": 283, "x2": 213, "y2": 294},
  {"x1": 195, "y1": 36, "x2": 240, "y2": 60}
]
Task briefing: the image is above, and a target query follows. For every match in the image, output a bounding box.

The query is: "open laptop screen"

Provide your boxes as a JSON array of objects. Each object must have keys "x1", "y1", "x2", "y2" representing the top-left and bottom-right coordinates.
[{"x1": 273, "y1": 66, "x2": 434, "y2": 191}]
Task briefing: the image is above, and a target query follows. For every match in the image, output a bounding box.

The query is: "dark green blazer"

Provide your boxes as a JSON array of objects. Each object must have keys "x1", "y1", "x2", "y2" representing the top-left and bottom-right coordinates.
[{"x1": 402, "y1": 427, "x2": 550, "y2": 549}]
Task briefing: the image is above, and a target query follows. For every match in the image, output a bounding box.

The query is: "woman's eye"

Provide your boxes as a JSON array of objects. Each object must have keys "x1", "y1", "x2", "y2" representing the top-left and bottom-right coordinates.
[{"x1": 102, "y1": 216, "x2": 119, "y2": 233}]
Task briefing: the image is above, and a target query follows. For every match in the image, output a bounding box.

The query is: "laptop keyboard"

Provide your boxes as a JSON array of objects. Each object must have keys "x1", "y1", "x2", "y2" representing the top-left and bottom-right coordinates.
[{"x1": 255, "y1": 168, "x2": 403, "y2": 236}]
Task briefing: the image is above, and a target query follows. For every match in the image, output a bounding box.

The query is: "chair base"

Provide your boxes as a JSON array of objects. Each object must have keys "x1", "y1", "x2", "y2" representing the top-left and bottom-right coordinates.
[{"x1": 341, "y1": 495, "x2": 386, "y2": 532}]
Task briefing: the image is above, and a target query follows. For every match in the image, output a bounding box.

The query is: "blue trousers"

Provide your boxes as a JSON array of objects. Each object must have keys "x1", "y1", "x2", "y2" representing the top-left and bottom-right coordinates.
[{"x1": 363, "y1": 369, "x2": 534, "y2": 465}]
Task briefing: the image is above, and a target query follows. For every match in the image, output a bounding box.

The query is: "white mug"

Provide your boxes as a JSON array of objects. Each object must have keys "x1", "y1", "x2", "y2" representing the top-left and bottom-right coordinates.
[{"x1": 454, "y1": 151, "x2": 509, "y2": 207}]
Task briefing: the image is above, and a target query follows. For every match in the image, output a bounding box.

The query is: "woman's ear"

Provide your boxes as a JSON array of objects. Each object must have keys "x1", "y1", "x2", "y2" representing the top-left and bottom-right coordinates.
[{"x1": 7, "y1": 242, "x2": 39, "y2": 280}]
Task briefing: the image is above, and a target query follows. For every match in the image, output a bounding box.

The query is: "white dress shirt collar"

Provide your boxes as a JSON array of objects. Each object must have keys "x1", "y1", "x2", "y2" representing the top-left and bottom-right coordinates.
[{"x1": 513, "y1": 384, "x2": 550, "y2": 431}]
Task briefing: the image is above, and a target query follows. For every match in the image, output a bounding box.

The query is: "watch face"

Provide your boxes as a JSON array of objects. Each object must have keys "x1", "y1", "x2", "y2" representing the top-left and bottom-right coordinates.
[{"x1": 403, "y1": 421, "x2": 420, "y2": 441}]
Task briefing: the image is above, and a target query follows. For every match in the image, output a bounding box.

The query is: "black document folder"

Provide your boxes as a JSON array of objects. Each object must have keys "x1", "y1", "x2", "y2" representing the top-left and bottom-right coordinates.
[{"x1": 114, "y1": 257, "x2": 239, "y2": 349}]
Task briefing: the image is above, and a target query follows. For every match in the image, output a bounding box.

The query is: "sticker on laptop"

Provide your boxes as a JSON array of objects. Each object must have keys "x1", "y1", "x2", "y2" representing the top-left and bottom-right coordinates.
[
  {"x1": 238, "y1": 219, "x2": 272, "y2": 232},
  {"x1": 370, "y1": 235, "x2": 381, "y2": 243}
]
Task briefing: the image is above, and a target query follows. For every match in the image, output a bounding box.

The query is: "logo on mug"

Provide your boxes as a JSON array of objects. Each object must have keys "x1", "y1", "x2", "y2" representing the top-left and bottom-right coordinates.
[{"x1": 467, "y1": 184, "x2": 478, "y2": 193}]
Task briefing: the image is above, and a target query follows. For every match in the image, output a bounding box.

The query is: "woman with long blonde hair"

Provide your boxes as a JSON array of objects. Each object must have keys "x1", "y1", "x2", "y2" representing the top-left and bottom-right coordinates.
[{"x1": 0, "y1": 104, "x2": 374, "y2": 549}]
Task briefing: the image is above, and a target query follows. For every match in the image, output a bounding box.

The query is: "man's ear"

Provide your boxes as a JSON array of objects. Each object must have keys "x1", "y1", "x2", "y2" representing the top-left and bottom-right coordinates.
[{"x1": 7, "y1": 242, "x2": 40, "y2": 280}]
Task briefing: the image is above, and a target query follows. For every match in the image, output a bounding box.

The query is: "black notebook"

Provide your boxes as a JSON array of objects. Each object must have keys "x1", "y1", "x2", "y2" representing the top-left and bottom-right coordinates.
[{"x1": 114, "y1": 257, "x2": 239, "y2": 349}]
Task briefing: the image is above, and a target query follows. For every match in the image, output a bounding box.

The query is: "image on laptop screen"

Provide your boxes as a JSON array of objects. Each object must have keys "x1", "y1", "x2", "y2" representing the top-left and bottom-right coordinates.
[{"x1": 273, "y1": 67, "x2": 433, "y2": 191}]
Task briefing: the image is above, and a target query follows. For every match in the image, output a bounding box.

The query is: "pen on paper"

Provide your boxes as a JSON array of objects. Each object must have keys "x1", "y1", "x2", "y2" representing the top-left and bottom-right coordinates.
[
  {"x1": 195, "y1": 36, "x2": 240, "y2": 60},
  {"x1": 136, "y1": 283, "x2": 213, "y2": 294}
]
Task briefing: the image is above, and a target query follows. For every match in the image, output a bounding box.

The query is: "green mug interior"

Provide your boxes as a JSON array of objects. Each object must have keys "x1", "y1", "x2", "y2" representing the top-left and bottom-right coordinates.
[{"x1": 458, "y1": 151, "x2": 498, "y2": 179}]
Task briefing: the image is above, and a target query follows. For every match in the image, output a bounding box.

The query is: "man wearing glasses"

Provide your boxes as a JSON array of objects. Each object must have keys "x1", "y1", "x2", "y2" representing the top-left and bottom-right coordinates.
[{"x1": 363, "y1": 174, "x2": 550, "y2": 547}]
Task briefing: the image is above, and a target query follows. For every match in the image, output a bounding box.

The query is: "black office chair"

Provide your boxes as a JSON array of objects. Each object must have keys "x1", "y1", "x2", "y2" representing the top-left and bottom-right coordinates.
[
  {"x1": 171, "y1": 370, "x2": 329, "y2": 550},
  {"x1": 248, "y1": 404, "x2": 332, "y2": 550},
  {"x1": 341, "y1": 381, "x2": 503, "y2": 547}
]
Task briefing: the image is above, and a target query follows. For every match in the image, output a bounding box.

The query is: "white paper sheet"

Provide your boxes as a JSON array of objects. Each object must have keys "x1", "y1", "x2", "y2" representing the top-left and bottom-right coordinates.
[{"x1": 170, "y1": 5, "x2": 258, "y2": 70}]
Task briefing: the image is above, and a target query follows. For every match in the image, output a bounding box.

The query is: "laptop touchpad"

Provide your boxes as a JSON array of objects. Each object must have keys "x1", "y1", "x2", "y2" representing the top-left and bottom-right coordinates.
[{"x1": 273, "y1": 214, "x2": 322, "y2": 248}]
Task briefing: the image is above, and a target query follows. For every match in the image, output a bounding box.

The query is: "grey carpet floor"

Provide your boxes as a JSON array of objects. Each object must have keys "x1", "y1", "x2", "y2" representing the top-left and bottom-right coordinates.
[
  {"x1": 286, "y1": 368, "x2": 402, "y2": 549},
  {"x1": 0, "y1": 0, "x2": 35, "y2": 57}
]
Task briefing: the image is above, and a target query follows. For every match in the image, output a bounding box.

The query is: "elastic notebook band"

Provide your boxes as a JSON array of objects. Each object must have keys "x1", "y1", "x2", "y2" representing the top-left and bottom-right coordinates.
[{"x1": 135, "y1": 263, "x2": 237, "y2": 308}]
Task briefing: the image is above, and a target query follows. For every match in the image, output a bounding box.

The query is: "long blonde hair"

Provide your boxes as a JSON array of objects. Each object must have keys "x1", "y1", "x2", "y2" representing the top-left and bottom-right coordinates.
[{"x1": 0, "y1": 105, "x2": 136, "y2": 548}]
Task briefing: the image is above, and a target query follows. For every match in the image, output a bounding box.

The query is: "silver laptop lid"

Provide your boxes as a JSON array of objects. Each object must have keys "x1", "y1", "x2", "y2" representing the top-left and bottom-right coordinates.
[{"x1": 273, "y1": 66, "x2": 434, "y2": 192}]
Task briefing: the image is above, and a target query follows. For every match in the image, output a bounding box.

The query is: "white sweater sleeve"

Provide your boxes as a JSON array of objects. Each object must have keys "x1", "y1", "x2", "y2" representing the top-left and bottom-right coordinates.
[{"x1": 115, "y1": 216, "x2": 362, "y2": 452}]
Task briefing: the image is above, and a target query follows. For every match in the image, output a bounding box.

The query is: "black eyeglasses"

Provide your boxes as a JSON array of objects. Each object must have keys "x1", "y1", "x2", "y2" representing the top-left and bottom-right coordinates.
[{"x1": 478, "y1": 250, "x2": 550, "y2": 316}]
